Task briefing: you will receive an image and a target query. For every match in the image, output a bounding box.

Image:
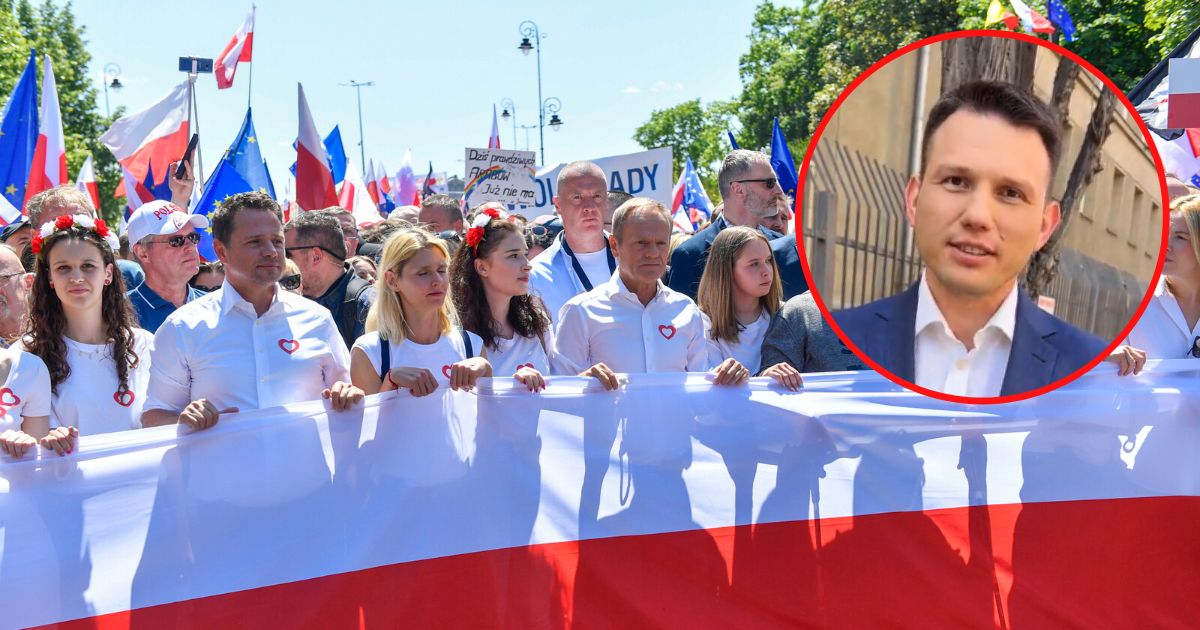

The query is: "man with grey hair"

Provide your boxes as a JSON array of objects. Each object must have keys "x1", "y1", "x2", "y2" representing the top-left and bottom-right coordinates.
[
  {"x1": 666, "y1": 149, "x2": 785, "y2": 300},
  {"x1": 419, "y1": 194, "x2": 465, "y2": 234},
  {"x1": 529, "y1": 161, "x2": 619, "y2": 324},
  {"x1": 24, "y1": 185, "x2": 96, "y2": 229},
  {"x1": 126, "y1": 200, "x2": 210, "y2": 332},
  {"x1": 0, "y1": 245, "x2": 31, "y2": 346},
  {"x1": 325, "y1": 205, "x2": 381, "y2": 260},
  {"x1": 284, "y1": 210, "x2": 375, "y2": 349}
]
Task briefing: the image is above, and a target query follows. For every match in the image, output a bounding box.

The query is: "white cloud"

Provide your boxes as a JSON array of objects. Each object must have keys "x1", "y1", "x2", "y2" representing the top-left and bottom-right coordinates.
[
  {"x1": 650, "y1": 80, "x2": 684, "y2": 93},
  {"x1": 622, "y1": 86, "x2": 641, "y2": 94}
]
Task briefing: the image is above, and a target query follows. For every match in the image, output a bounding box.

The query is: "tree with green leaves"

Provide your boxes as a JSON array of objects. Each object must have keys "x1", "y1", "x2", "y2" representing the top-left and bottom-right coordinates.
[{"x1": 632, "y1": 99, "x2": 736, "y2": 200}]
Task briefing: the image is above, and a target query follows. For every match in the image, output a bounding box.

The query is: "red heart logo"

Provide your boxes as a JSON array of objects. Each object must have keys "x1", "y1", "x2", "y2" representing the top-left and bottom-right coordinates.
[
  {"x1": 278, "y1": 339, "x2": 300, "y2": 355},
  {"x1": 658, "y1": 325, "x2": 676, "y2": 340},
  {"x1": 113, "y1": 389, "x2": 135, "y2": 408},
  {"x1": 0, "y1": 387, "x2": 21, "y2": 407},
  {"x1": 518, "y1": 363, "x2": 535, "y2": 370},
  {"x1": 0, "y1": 407, "x2": 7, "y2": 418},
  {"x1": 442, "y1": 365, "x2": 453, "y2": 378}
]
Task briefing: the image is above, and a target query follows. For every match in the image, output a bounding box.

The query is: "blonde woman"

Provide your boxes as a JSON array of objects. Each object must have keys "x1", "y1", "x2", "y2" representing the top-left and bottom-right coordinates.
[
  {"x1": 349, "y1": 229, "x2": 492, "y2": 396},
  {"x1": 697, "y1": 226, "x2": 802, "y2": 390}
]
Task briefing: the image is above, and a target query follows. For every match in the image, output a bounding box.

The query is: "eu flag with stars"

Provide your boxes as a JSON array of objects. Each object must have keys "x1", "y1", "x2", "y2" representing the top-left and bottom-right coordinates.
[
  {"x1": 1047, "y1": 0, "x2": 1077, "y2": 42},
  {"x1": 770, "y1": 117, "x2": 798, "y2": 199},
  {"x1": 0, "y1": 50, "x2": 39, "y2": 213},
  {"x1": 194, "y1": 107, "x2": 276, "y2": 260}
]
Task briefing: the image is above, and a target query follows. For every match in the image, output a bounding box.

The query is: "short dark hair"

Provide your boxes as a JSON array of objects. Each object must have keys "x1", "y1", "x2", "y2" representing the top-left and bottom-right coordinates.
[
  {"x1": 211, "y1": 191, "x2": 282, "y2": 245},
  {"x1": 421, "y1": 194, "x2": 463, "y2": 223},
  {"x1": 921, "y1": 80, "x2": 1061, "y2": 182},
  {"x1": 285, "y1": 209, "x2": 348, "y2": 259},
  {"x1": 607, "y1": 190, "x2": 633, "y2": 213}
]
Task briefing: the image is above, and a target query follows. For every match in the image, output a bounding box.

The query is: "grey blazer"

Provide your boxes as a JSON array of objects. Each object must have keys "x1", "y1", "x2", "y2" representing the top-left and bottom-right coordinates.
[{"x1": 759, "y1": 292, "x2": 866, "y2": 374}]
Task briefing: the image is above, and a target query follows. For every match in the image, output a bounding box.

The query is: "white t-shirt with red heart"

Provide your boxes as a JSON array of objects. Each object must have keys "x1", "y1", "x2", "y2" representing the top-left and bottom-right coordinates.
[
  {"x1": 45, "y1": 328, "x2": 154, "y2": 435},
  {"x1": 352, "y1": 329, "x2": 486, "y2": 390},
  {"x1": 488, "y1": 331, "x2": 553, "y2": 377},
  {"x1": 0, "y1": 349, "x2": 52, "y2": 432}
]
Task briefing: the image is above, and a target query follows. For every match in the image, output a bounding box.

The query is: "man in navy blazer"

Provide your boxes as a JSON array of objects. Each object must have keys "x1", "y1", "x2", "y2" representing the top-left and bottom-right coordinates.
[
  {"x1": 833, "y1": 81, "x2": 1107, "y2": 397},
  {"x1": 667, "y1": 150, "x2": 785, "y2": 300},
  {"x1": 770, "y1": 232, "x2": 808, "y2": 300}
]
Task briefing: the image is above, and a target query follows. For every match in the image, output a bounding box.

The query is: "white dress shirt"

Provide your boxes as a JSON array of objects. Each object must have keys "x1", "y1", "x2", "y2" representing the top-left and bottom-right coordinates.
[
  {"x1": 528, "y1": 234, "x2": 617, "y2": 326},
  {"x1": 552, "y1": 273, "x2": 709, "y2": 375},
  {"x1": 703, "y1": 311, "x2": 771, "y2": 374},
  {"x1": 1125, "y1": 275, "x2": 1200, "y2": 359},
  {"x1": 914, "y1": 274, "x2": 1017, "y2": 397},
  {"x1": 145, "y1": 281, "x2": 351, "y2": 414}
]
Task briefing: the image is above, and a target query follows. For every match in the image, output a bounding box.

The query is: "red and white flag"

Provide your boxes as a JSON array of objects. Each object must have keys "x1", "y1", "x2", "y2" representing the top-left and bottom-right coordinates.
[
  {"x1": 1167, "y1": 58, "x2": 1200, "y2": 129},
  {"x1": 364, "y1": 158, "x2": 381, "y2": 206},
  {"x1": 0, "y1": 194, "x2": 20, "y2": 226},
  {"x1": 295, "y1": 83, "x2": 338, "y2": 211},
  {"x1": 669, "y1": 168, "x2": 694, "y2": 233},
  {"x1": 23, "y1": 54, "x2": 67, "y2": 205},
  {"x1": 1009, "y1": 0, "x2": 1055, "y2": 34},
  {"x1": 377, "y1": 161, "x2": 392, "y2": 199},
  {"x1": 74, "y1": 153, "x2": 101, "y2": 211},
  {"x1": 99, "y1": 82, "x2": 189, "y2": 196},
  {"x1": 488, "y1": 104, "x2": 501, "y2": 149},
  {"x1": 118, "y1": 165, "x2": 155, "y2": 235},
  {"x1": 338, "y1": 161, "x2": 384, "y2": 226},
  {"x1": 216, "y1": 7, "x2": 255, "y2": 90}
]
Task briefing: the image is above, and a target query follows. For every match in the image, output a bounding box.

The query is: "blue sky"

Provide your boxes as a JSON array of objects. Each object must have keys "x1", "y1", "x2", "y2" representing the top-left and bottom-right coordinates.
[{"x1": 72, "y1": 1, "x2": 773, "y2": 190}]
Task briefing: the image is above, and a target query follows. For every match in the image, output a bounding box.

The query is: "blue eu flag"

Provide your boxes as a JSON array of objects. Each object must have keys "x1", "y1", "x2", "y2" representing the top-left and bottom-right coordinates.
[
  {"x1": 1047, "y1": 0, "x2": 1077, "y2": 42},
  {"x1": 0, "y1": 50, "x2": 39, "y2": 212},
  {"x1": 770, "y1": 117, "x2": 798, "y2": 199},
  {"x1": 194, "y1": 108, "x2": 276, "y2": 260}
]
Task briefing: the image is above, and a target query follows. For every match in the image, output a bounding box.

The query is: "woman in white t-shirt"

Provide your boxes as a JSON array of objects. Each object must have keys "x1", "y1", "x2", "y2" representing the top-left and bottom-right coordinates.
[
  {"x1": 449, "y1": 207, "x2": 553, "y2": 391},
  {"x1": 350, "y1": 229, "x2": 492, "y2": 396},
  {"x1": 0, "y1": 348, "x2": 58, "y2": 457},
  {"x1": 22, "y1": 214, "x2": 153, "y2": 445},
  {"x1": 697, "y1": 226, "x2": 802, "y2": 390}
]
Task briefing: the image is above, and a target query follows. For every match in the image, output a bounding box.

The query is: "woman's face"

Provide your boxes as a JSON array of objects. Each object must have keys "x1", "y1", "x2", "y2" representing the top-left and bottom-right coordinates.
[
  {"x1": 386, "y1": 246, "x2": 448, "y2": 314},
  {"x1": 192, "y1": 270, "x2": 225, "y2": 292},
  {"x1": 351, "y1": 258, "x2": 377, "y2": 284},
  {"x1": 475, "y1": 231, "x2": 531, "y2": 298},
  {"x1": 47, "y1": 238, "x2": 113, "y2": 314},
  {"x1": 731, "y1": 238, "x2": 775, "y2": 300},
  {"x1": 1164, "y1": 213, "x2": 1200, "y2": 281}
]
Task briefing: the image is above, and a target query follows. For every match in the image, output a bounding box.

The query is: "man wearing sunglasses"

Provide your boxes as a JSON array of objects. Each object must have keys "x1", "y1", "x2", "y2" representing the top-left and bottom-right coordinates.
[
  {"x1": 284, "y1": 210, "x2": 375, "y2": 349},
  {"x1": 666, "y1": 150, "x2": 788, "y2": 300},
  {"x1": 126, "y1": 200, "x2": 211, "y2": 332}
]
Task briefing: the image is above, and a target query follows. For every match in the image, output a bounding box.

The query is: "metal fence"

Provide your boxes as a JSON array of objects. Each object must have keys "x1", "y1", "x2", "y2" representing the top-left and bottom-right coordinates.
[{"x1": 800, "y1": 140, "x2": 1142, "y2": 340}]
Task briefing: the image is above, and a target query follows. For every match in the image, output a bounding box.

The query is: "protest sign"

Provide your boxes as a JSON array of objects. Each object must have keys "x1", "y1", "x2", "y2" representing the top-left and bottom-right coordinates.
[
  {"x1": 462, "y1": 147, "x2": 538, "y2": 206},
  {"x1": 523, "y1": 147, "x2": 674, "y2": 214}
]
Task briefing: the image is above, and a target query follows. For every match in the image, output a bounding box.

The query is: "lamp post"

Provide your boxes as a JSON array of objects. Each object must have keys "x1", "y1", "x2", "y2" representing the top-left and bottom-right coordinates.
[
  {"x1": 102, "y1": 63, "x2": 122, "y2": 118},
  {"x1": 517, "y1": 124, "x2": 538, "y2": 151},
  {"x1": 543, "y1": 97, "x2": 563, "y2": 134},
  {"x1": 518, "y1": 20, "x2": 559, "y2": 165},
  {"x1": 499, "y1": 97, "x2": 517, "y2": 149},
  {"x1": 341, "y1": 80, "x2": 375, "y2": 175}
]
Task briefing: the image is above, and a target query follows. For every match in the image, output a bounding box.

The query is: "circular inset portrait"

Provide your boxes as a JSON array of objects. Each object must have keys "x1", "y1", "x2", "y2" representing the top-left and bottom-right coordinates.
[{"x1": 797, "y1": 31, "x2": 1167, "y2": 403}]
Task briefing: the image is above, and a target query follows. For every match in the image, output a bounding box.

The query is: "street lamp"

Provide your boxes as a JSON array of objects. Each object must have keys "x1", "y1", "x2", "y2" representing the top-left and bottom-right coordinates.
[
  {"x1": 340, "y1": 80, "x2": 375, "y2": 175},
  {"x1": 518, "y1": 20, "x2": 556, "y2": 165},
  {"x1": 499, "y1": 97, "x2": 517, "y2": 149},
  {"x1": 544, "y1": 97, "x2": 563, "y2": 132},
  {"x1": 102, "y1": 63, "x2": 121, "y2": 117}
]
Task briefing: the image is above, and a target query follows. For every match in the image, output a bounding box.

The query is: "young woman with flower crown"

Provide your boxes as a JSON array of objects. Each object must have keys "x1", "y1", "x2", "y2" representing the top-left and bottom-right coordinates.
[
  {"x1": 449, "y1": 207, "x2": 554, "y2": 391},
  {"x1": 22, "y1": 214, "x2": 153, "y2": 447}
]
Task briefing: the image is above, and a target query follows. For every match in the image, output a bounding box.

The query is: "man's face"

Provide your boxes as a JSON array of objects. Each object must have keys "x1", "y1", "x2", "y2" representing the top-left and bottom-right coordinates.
[
  {"x1": 760, "y1": 204, "x2": 789, "y2": 234},
  {"x1": 0, "y1": 253, "x2": 28, "y2": 332},
  {"x1": 731, "y1": 163, "x2": 784, "y2": 220},
  {"x1": 214, "y1": 209, "x2": 285, "y2": 290},
  {"x1": 908, "y1": 110, "x2": 1060, "y2": 303},
  {"x1": 610, "y1": 211, "x2": 672, "y2": 286},
  {"x1": 335, "y1": 213, "x2": 358, "y2": 257},
  {"x1": 136, "y1": 224, "x2": 201, "y2": 284},
  {"x1": 284, "y1": 228, "x2": 325, "y2": 281},
  {"x1": 5, "y1": 226, "x2": 31, "y2": 253},
  {"x1": 554, "y1": 174, "x2": 607, "y2": 241},
  {"x1": 418, "y1": 206, "x2": 454, "y2": 234},
  {"x1": 36, "y1": 201, "x2": 93, "y2": 230}
]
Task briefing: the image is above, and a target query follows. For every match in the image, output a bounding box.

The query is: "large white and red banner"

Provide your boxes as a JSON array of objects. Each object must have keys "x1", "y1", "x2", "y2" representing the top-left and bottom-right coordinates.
[{"x1": 2, "y1": 362, "x2": 1199, "y2": 628}]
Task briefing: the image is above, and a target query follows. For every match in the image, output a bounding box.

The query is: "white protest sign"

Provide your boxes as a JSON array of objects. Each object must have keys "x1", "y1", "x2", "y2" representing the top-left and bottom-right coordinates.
[
  {"x1": 522, "y1": 147, "x2": 674, "y2": 214},
  {"x1": 462, "y1": 147, "x2": 539, "y2": 206}
]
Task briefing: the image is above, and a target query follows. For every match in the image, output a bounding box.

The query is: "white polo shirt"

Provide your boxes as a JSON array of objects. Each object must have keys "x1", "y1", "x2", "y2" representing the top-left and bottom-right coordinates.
[
  {"x1": 1125, "y1": 275, "x2": 1200, "y2": 359},
  {"x1": 552, "y1": 273, "x2": 709, "y2": 375},
  {"x1": 145, "y1": 281, "x2": 351, "y2": 414},
  {"x1": 913, "y1": 273, "x2": 1017, "y2": 397}
]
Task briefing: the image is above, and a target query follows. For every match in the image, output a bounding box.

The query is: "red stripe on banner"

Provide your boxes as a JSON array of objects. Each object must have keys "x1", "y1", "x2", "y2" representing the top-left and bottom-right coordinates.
[
  {"x1": 296, "y1": 144, "x2": 338, "y2": 211},
  {"x1": 44, "y1": 495, "x2": 1200, "y2": 629},
  {"x1": 1167, "y1": 92, "x2": 1200, "y2": 129}
]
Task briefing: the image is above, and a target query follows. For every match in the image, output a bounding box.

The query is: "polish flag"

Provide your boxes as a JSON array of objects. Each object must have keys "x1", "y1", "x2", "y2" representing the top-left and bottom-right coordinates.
[
  {"x1": 488, "y1": 104, "x2": 501, "y2": 149},
  {"x1": 99, "y1": 82, "x2": 189, "y2": 197},
  {"x1": 1009, "y1": 0, "x2": 1056, "y2": 34},
  {"x1": 295, "y1": 83, "x2": 338, "y2": 211},
  {"x1": 377, "y1": 161, "x2": 392, "y2": 198},
  {"x1": 1168, "y1": 58, "x2": 1200, "y2": 129},
  {"x1": 364, "y1": 158, "x2": 380, "y2": 206},
  {"x1": 118, "y1": 165, "x2": 155, "y2": 235},
  {"x1": 216, "y1": 7, "x2": 255, "y2": 90},
  {"x1": 338, "y1": 160, "x2": 384, "y2": 226},
  {"x1": 0, "y1": 195, "x2": 20, "y2": 226},
  {"x1": 74, "y1": 153, "x2": 100, "y2": 211},
  {"x1": 23, "y1": 54, "x2": 67, "y2": 205},
  {"x1": 669, "y1": 168, "x2": 693, "y2": 234}
]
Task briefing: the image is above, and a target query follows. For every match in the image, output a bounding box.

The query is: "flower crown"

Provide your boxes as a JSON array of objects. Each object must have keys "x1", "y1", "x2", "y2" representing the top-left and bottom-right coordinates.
[
  {"x1": 31, "y1": 214, "x2": 119, "y2": 257},
  {"x1": 464, "y1": 207, "x2": 517, "y2": 253}
]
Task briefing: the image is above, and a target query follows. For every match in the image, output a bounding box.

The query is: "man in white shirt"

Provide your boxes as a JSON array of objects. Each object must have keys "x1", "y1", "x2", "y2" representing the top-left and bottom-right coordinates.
[
  {"x1": 529, "y1": 162, "x2": 618, "y2": 325},
  {"x1": 142, "y1": 191, "x2": 364, "y2": 430},
  {"x1": 833, "y1": 81, "x2": 1106, "y2": 397},
  {"x1": 553, "y1": 198, "x2": 748, "y2": 384}
]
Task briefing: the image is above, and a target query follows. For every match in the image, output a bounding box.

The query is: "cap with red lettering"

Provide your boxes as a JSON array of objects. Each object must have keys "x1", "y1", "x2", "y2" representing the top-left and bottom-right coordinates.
[{"x1": 127, "y1": 200, "x2": 210, "y2": 247}]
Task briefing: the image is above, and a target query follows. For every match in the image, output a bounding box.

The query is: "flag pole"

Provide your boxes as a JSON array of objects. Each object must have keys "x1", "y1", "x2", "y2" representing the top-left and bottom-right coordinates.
[{"x1": 246, "y1": 5, "x2": 256, "y2": 110}]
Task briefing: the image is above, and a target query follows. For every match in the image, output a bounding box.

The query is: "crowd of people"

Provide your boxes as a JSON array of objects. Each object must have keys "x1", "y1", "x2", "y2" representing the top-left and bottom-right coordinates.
[
  {"x1": 0, "y1": 145, "x2": 818, "y2": 458},
  {"x1": 0, "y1": 126, "x2": 1197, "y2": 457}
]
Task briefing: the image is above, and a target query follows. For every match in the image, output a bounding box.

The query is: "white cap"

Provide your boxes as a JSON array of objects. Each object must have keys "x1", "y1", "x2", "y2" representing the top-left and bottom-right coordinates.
[{"x1": 127, "y1": 200, "x2": 210, "y2": 247}]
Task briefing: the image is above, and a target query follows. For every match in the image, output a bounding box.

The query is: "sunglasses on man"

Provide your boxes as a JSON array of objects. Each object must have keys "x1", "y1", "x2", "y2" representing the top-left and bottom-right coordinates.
[
  {"x1": 734, "y1": 177, "x2": 778, "y2": 189},
  {"x1": 285, "y1": 244, "x2": 344, "y2": 260},
  {"x1": 146, "y1": 232, "x2": 202, "y2": 248},
  {"x1": 1191, "y1": 335, "x2": 1200, "y2": 358}
]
